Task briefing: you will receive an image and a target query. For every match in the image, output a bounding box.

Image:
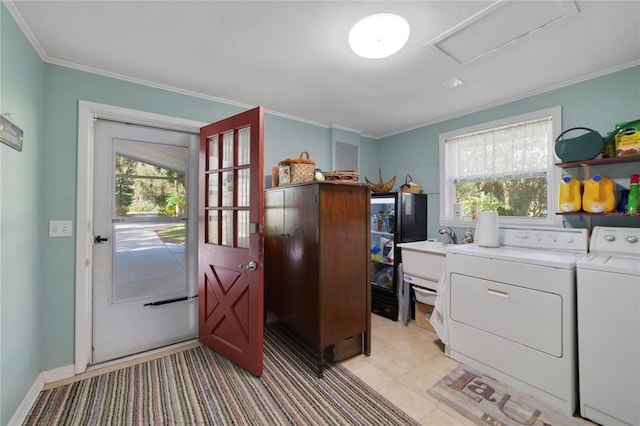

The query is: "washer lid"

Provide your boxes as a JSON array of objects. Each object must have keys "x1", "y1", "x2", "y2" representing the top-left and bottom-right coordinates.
[
  {"x1": 578, "y1": 253, "x2": 640, "y2": 275},
  {"x1": 446, "y1": 243, "x2": 582, "y2": 269}
]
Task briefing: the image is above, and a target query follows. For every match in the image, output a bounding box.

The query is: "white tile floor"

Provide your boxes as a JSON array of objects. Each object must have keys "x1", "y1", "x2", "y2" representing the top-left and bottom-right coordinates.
[
  {"x1": 341, "y1": 314, "x2": 474, "y2": 425},
  {"x1": 342, "y1": 314, "x2": 594, "y2": 425}
]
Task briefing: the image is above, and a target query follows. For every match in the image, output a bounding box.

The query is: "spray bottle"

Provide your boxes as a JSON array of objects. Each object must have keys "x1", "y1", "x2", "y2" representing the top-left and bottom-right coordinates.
[{"x1": 628, "y1": 174, "x2": 639, "y2": 214}]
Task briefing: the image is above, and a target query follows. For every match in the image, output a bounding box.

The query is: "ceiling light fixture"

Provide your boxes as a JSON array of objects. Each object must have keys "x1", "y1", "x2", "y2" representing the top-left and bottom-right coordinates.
[{"x1": 349, "y1": 13, "x2": 410, "y2": 59}]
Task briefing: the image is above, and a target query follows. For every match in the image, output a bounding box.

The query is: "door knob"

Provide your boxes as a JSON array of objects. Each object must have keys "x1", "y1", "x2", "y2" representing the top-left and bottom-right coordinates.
[
  {"x1": 239, "y1": 260, "x2": 258, "y2": 271},
  {"x1": 94, "y1": 235, "x2": 109, "y2": 244}
]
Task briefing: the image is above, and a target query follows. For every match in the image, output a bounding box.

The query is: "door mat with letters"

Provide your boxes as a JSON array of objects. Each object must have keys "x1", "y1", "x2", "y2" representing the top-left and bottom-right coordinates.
[{"x1": 428, "y1": 365, "x2": 590, "y2": 426}]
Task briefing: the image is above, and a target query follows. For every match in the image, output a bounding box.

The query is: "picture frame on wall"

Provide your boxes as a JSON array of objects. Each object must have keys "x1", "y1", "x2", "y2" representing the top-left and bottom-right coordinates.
[{"x1": 0, "y1": 114, "x2": 24, "y2": 152}]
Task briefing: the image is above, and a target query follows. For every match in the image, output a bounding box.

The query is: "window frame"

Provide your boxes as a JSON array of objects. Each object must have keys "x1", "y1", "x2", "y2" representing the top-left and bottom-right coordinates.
[{"x1": 439, "y1": 106, "x2": 563, "y2": 228}]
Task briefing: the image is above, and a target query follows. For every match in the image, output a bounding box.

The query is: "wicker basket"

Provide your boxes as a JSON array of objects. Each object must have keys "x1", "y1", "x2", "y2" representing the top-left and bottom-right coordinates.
[
  {"x1": 323, "y1": 171, "x2": 360, "y2": 184},
  {"x1": 278, "y1": 151, "x2": 315, "y2": 184},
  {"x1": 365, "y1": 168, "x2": 396, "y2": 193},
  {"x1": 400, "y1": 175, "x2": 422, "y2": 194}
]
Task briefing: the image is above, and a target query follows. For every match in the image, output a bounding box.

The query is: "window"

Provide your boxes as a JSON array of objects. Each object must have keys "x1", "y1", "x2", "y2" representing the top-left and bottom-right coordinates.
[{"x1": 439, "y1": 106, "x2": 562, "y2": 227}]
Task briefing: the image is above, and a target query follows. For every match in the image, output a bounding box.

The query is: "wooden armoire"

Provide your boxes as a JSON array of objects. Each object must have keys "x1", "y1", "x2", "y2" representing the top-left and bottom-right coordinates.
[{"x1": 264, "y1": 181, "x2": 371, "y2": 377}]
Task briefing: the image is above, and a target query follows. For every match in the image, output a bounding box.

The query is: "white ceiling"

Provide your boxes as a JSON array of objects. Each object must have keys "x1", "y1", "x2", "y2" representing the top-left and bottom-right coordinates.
[{"x1": 6, "y1": 1, "x2": 640, "y2": 138}]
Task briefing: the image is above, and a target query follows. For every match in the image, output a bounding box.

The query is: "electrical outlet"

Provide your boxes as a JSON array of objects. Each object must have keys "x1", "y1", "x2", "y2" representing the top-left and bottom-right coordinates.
[{"x1": 49, "y1": 220, "x2": 73, "y2": 237}]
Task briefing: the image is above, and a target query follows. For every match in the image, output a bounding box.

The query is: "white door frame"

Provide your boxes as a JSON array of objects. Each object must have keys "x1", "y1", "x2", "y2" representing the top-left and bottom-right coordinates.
[{"x1": 75, "y1": 101, "x2": 206, "y2": 374}]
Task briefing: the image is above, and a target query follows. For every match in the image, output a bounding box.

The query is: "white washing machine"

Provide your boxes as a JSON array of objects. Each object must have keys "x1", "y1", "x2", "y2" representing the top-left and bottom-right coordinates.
[
  {"x1": 577, "y1": 226, "x2": 640, "y2": 426},
  {"x1": 445, "y1": 227, "x2": 589, "y2": 417}
]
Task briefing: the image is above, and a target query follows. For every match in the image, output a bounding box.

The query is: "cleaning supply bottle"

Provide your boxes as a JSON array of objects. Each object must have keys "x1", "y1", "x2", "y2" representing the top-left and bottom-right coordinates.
[
  {"x1": 583, "y1": 175, "x2": 616, "y2": 213},
  {"x1": 558, "y1": 176, "x2": 582, "y2": 212},
  {"x1": 628, "y1": 174, "x2": 639, "y2": 214}
]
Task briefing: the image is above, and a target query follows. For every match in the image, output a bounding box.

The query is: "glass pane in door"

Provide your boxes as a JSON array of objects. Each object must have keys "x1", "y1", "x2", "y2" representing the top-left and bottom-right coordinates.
[
  {"x1": 222, "y1": 131, "x2": 234, "y2": 168},
  {"x1": 208, "y1": 136, "x2": 219, "y2": 170},
  {"x1": 112, "y1": 140, "x2": 188, "y2": 303},
  {"x1": 203, "y1": 127, "x2": 252, "y2": 249},
  {"x1": 238, "y1": 210, "x2": 249, "y2": 248},
  {"x1": 238, "y1": 127, "x2": 250, "y2": 166},
  {"x1": 113, "y1": 221, "x2": 187, "y2": 302},
  {"x1": 222, "y1": 210, "x2": 234, "y2": 246},
  {"x1": 238, "y1": 168, "x2": 249, "y2": 207}
]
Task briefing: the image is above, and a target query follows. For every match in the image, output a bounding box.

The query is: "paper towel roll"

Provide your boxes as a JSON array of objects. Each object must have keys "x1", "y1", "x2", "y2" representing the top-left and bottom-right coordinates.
[{"x1": 475, "y1": 211, "x2": 499, "y2": 247}]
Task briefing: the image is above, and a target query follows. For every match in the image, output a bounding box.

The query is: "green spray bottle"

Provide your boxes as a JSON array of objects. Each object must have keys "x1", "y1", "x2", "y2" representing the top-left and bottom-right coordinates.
[{"x1": 628, "y1": 174, "x2": 639, "y2": 214}]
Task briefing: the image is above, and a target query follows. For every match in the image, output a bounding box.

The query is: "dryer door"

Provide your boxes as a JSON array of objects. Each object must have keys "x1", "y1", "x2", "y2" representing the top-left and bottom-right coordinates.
[{"x1": 450, "y1": 273, "x2": 563, "y2": 357}]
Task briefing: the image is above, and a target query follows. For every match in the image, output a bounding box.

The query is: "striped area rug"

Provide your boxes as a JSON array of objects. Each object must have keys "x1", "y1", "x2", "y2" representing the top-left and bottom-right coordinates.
[{"x1": 25, "y1": 322, "x2": 418, "y2": 425}]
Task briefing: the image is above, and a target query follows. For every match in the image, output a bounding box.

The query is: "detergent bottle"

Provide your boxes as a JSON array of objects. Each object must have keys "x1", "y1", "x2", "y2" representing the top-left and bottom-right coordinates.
[
  {"x1": 558, "y1": 176, "x2": 582, "y2": 212},
  {"x1": 582, "y1": 175, "x2": 616, "y2": 213},
  {"x1": 627, "y1": 174, "x2": 639, "y2": 214}
]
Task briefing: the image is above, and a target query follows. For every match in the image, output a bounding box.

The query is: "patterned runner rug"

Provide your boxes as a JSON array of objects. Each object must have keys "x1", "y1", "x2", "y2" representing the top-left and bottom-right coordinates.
[
  {"x1": 428, "y1": 365, "x2": 591, "y2": 426},
  {"x1": 25, "y1": 322, "x2": 418, "y2": 425}
]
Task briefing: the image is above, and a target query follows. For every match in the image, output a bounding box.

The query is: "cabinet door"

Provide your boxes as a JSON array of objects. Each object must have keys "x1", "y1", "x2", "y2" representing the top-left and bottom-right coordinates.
[
  {"x1": 320, "y1": 185, "x2": 369, "y2": 344},
  {"x1": 284, "y1": 185, "x2": 320, "y2": 344}
]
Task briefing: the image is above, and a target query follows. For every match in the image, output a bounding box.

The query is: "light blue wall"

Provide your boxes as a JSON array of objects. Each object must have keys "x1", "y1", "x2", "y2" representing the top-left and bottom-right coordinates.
[
  {"x1": 0, "y1": 3, "x2": 45, "y2": 424},
  {"x1": 2, "y1": 2, "x2": 639, "y2": 421},
  {"x1": 380, "y1": 66, "x2": 640, "y2": 238},
  {"x1": 2, "y1": 7, "x2": 368, "y2": 419},
  {"x1": 40, "y1": 65, "x2": 372, "y2": 369}
]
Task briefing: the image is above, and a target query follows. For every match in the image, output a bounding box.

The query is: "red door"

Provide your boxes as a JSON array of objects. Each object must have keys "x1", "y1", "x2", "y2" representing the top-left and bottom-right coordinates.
[{"x1": 198, "y1": 107, "x2": 264, "y2": 376}]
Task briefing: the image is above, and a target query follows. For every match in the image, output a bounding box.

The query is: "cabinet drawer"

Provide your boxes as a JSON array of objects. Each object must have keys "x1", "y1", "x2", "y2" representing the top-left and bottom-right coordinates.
[{"x1": 325, "y1": 333, "x2": 363, "y2": 362}]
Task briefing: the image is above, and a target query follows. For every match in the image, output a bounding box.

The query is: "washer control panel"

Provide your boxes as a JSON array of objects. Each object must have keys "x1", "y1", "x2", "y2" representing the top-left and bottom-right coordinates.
[
  {"x1": 499, "y1": 227, "x2": 589, "y2": 252},
  {"x1": 590, "y1": 226, "x2": 640, "y2": 256}
]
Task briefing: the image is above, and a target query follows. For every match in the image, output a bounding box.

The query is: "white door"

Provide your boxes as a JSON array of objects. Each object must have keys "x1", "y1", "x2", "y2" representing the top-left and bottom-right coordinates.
[{"x1": 92, "y1": 120, "x2": 199, "y2": 363}]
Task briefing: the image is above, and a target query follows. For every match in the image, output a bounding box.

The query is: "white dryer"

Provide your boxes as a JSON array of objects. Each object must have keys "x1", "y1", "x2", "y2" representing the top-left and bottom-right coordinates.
[
  {"x1": 577, "y1": 226, "x2": 640, "y2": 426},
  {"x1": 446, "y1": 227, "x2": 588, "y2": 417}
]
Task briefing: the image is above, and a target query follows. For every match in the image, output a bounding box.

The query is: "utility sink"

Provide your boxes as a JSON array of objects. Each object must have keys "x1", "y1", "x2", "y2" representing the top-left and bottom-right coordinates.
[
  {"x1": 397, "y1": 240, "x2": 449, "y2": 255},
  {"x1": 397, "y1": 240, "x2": 451, "y2": 283}
]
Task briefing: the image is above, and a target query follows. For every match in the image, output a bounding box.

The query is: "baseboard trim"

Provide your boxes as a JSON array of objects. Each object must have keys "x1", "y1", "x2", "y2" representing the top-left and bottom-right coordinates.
[
  {"x1": 8, "y1": 364, "x2": 76, "y2": 425},
  {"x1": 8, "y1": 374, "x2": 43, "y2": 426},
  {"x1": 42, "y1": 364, "x2": 77, "y2": 383}
]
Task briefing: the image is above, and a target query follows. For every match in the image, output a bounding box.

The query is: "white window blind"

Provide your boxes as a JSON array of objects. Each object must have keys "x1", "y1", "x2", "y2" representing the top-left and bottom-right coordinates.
[{"x1": 445, "y1": 117, "x2": 551, "y2": 183}]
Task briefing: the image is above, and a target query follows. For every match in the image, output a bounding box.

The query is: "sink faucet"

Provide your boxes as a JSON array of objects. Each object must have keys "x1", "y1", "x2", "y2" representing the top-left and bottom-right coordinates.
[{"x1": 438, "y1": 227, "x2": 457, "y2": 244}]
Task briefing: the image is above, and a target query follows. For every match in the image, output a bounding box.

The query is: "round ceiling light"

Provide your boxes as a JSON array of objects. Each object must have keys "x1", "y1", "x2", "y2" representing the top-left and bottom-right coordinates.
[{"x1": 349, "y1": 13, "x2": 410, "y2": 59}]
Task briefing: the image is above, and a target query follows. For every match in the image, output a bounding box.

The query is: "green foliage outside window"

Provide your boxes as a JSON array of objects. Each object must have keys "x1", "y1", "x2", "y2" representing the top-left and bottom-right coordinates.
[
  {"x1": 115, "y1": 155, "x2": 186, "y2": 217},
  {"x1": 456, "y1": 176, "x2": 547, "y2": 218}
]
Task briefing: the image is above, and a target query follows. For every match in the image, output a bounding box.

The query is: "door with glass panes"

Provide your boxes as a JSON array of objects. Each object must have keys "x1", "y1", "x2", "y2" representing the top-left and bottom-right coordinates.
[
  {"x1": 92, "y1": 120, "x2": 199, "y2": 364},
  {"x1": 199, "y1": 107, "x2": 265, "y2": 376}
]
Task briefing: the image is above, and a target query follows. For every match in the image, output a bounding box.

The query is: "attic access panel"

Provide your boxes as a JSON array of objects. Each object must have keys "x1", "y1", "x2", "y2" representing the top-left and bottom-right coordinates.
[{"x1": 429, "y1": 1, "x2": 580, "y2": 64}]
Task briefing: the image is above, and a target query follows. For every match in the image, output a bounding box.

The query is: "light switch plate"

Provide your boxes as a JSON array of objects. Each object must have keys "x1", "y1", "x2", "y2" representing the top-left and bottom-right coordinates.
[{"x1": 49, "y1": 220, "x2": 73, "y2": 237}]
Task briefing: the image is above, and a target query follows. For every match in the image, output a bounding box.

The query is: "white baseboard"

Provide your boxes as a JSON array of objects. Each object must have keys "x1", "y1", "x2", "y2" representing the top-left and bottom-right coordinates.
[
  {"x1": 8, "y1": 364, "x2": 76, "y2": 426},
  {"x1": 42, "y1": 364, "x2": 76, "y2": 383},
  {"x1": 7, "y1": 375, "x2": 43, "y2": 426},
  {"x1": 8, "y1": 340, "x2": 197, "y2": 425}
]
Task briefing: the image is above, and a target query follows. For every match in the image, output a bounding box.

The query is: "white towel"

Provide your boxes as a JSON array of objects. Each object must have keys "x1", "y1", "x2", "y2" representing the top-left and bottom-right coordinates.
[
  {"x1": 397, "y1": 263, "x2": 410, "y2": 326},
  {"x1": 429, "y1": 260, "x2": 449, "y2": 345}
]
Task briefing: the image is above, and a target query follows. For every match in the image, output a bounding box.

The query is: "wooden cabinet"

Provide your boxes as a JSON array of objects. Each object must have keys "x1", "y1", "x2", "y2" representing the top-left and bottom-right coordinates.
[{"x1": 264, "y1": 182, "x2": 371, "y2": 377}]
